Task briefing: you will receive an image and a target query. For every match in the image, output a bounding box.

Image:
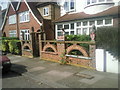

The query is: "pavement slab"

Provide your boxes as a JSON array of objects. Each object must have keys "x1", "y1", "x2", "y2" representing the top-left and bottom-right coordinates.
[
  {"x1": 38, "y1": 70, "x2": 73, "y2": 82},
  {"x1": 5, "y1": 54, "x2": 119, "y2": 88}
]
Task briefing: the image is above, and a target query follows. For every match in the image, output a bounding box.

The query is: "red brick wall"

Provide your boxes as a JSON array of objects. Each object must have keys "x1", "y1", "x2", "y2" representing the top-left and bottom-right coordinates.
[
  {"x1": 17, "y1": 1, "x2": 29, "y2": 13},
  {"x1": 7, "y1": 5, "x2": 16, "y2": 16},
  {"x1": 113, "y1": 17, "x2": 119, "y2": 27},
  {"x1": 40, "y1": 43, "x2": 96, "y2": 69}
]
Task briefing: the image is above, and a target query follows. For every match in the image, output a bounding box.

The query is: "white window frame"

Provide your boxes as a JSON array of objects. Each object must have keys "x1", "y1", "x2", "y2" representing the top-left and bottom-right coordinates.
[
  {"x1": 64, "y1": 0, "x2": 75, "y2": 12},
  {"x1": 43, "y1": 7, "x2": 49, "y2": 16},
  {"x1": 9, "y1": 15, "x2": 16, "y2": 24},
  {"x1": 9, "y1": 30, "x2": 17, "y2": 37},
  {"x1": 20, "y1": 29, "x2": 30, "y2": 40},
  {"x1": 19, "y1": 11, "x2": 30, "y2": 23},
  {"x1": 86, "y1": 0, "x2": 113, "y2": 6}
]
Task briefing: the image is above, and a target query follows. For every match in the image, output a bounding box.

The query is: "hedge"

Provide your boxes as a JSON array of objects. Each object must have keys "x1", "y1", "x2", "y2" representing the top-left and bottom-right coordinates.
[
  {"x1": 96, "y1": 26, "x2": 119, "y2": 60},
  {"x1": 0, "y1": 37, "x2": 21, "y2": 55},
  {"x1": 65, "y1": 35, "x2": 91, "y2": 53}
]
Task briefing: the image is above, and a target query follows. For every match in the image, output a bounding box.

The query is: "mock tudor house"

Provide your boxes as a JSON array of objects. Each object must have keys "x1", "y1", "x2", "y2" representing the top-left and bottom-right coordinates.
[
  {"x1": 1, "y1": 0, "x2": 60, "y2": 40},
  {"x1": 55, "y1": 0, "x2": 120, "y2": 39}
]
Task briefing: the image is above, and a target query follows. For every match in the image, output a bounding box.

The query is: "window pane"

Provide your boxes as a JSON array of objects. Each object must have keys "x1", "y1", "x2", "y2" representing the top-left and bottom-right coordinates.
[
  {"x1": 97, "y1": 20, "x2": 103, "y2": 25},
  {"x1": 19, "y1": 11, "x2": 29, "y2": 23},
  {"x1": 20, "y1": 30, "x2": 30, "y2": 40},
  {"x1": 64, "y1": 2, "x2": 69, "y2": 11},
  {"x1": 99, "y1": 0, "x2": 105, "y2": 2},
  {"x1": 92, "y1": 0, "x2": 97, "y2": 3},
  {"x1": 44, "y1": 8, "x2": 49, "y2": 15},
  {"x1": 83, "y1": 28, "x2": 87, "y2": 35},
  {"x1": 58, "y1": 32, "x2": 63, "y2": 36},
  {"x1": 9, "y1": 30, "x2": 17, "y2": 37},
  {"x1": 70, "y1": 0, "x2": 75, "y2": 10},
  {"x1": 76, "y1": 28, "x2": 81, "y2": 35},
  {"x1": 89, "y1": 21, "x2": 95, "y2": 26},
  {"x1": 64, "y1": 24, "x2": 69, "y2": 29},
  {"x1": 89, "y1": 27, "x2": 93, "y2": 34},
  {"x1": 87, "y1": 0, "x2": 90, "y2": 5},
  {"x1": 83, "y1": 21, "x2": 88, "y2": 26},
  {"x1": 105, "y1": 19, "x2": 112, "y2": 25},
  {"x1": 107, "y1": 0, "x2": 112, "y2": 1},
  {"x1": 57, "y1": 25, "x2": 62, "y2": 30},
  {"x1": 70, "y1": 23, "x2": 74, "y2": 29},
  {"x1": 70, "y1": 31, "x2": 74, "y2": 35},
  {"x1": 65, "y1": 32, "x2": 69, "y2": 35},
  {"x1": 9, "y1": 15, "x2": 16, "y2": 24},
  {"x1": 76, "y1": 22, "x2": 81, "y2": 27}
]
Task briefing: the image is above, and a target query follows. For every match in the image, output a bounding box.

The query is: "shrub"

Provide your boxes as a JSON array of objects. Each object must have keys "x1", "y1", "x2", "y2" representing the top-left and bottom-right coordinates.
[
  {"x1": 1, "y1": 40, "x2": 9, "y2": 52},
  {"x1": 66, "y1": 35, "x2": 91, "y2": 41},
  {"x1": 8, "y1": 40, "x2": 21, "y2": 54},
  {"x1": 1, "y1": 37, "x2": 19, "y2": 40},
  {"x1": 65, "y1": 35, "x2": 91, "y2": 52},
  {"x1": 0, "y1": 37, "x2": 21, "y2": 55},
  {"x1": 96, "y1": 26, "x2": 119, "y2": 60}
]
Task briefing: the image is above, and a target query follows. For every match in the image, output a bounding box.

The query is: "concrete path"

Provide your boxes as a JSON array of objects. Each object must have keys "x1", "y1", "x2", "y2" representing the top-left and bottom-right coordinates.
[{"x1": 6, "y1": 54, "x2": 119, "y2": 88}]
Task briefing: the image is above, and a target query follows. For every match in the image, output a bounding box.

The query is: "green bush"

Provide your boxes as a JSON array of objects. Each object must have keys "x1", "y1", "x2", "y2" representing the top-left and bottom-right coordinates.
[
  {"x1": 8, "y1": 40, "x2": 21, "y2": 54},
  {"x1": 1, "y1": 37, "x2": 19, "y2": 40},
  {"x1": 65, "y1": 35, "x2": 91, "y2": 52},
  {"x1": 96, "y1": 26, "x2": 119, "y2": 60},
  {"x1": 0, "y1": 37, "x2": 21, "y2": 55},
  {"x1": 66, "y1": 35, "x2": 91, "y2": 41},
  {"x1": 1, "y1": 40, "x2": 9, "y2": 52}
]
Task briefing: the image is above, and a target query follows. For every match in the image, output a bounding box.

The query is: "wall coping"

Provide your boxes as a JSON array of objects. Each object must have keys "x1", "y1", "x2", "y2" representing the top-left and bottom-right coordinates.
[{"x1": 66, "y1": 54, "x2": 92, "y2": 60}]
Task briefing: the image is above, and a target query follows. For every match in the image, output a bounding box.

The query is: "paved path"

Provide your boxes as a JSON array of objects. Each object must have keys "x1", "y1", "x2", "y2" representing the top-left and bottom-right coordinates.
[{"x1": 4, "y1": 54, "x2": 119, "y2": 88}]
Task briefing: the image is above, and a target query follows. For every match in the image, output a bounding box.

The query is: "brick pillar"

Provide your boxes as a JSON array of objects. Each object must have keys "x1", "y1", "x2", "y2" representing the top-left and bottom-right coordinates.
[
  {"x1": 30, "y1": 32, "x2": 36, "y2": 57},
  {"x1": 38, "y1": 32, "x2": 42, "y2": 59},
  {"x1": 89, "y1": 44, "x2": 96, "y2": 68}
]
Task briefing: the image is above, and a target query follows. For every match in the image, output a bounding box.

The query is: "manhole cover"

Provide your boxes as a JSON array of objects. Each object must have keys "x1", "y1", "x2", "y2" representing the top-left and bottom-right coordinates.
[{"x1": 74, "y1": 73, "x2": 94, "y2": 79}]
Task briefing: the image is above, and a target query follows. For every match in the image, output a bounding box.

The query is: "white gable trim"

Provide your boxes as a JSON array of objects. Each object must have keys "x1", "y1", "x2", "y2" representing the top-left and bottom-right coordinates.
[
  {"x1": 10, "y1": 2, "x2": 16, "y2": 11},
  {"x1": 16, "y1": 0, "x2": 21, "y2": 11},
  {"x1": 24, "y1": 0, "x2": 42, "y2": 26}
]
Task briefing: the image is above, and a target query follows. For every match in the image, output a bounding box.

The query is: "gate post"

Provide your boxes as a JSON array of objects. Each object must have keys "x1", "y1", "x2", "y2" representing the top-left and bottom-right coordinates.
[
  {"x1": 89, "y1": 43, "x2": 96, "y2": 68},
  {"x1": 30, "y1": 32, "x2": 36, "y2": 57}
]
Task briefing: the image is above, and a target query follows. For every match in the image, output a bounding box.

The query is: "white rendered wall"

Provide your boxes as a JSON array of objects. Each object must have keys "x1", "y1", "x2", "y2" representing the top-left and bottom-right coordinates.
[
  {"x1": 96, "y1": 49, "x2": 104, "y2": 72},
  {"x1": 106, "y1": 51, "x2": 119, "y2": 74},
  {"x1": 96, "y1": 49, "x2": 119, "y2": 74}
]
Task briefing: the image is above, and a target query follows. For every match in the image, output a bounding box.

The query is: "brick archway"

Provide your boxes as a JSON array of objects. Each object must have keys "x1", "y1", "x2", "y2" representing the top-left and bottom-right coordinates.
[
  {"x1": 22, "y1": 43, "x2": 32, "y2": 50},
  {"x1": 43, "y1": 44, "x2": 57, "y2": 52},
  {"x1": 66, "y1": 44, "x2": 89, "y2": 57}
]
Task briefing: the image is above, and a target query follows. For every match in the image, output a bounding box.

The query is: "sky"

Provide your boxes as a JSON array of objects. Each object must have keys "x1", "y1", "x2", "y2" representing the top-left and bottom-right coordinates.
[{"x1": 0, "y1": 0, "x2": 119, "y2": 10}]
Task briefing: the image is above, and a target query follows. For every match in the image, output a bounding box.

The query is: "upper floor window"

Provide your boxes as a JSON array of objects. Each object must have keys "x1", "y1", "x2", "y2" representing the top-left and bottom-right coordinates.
[
  {"x1": 87, "y1": 0, "x2": 113, "y2": 5},
  {"x1": 70, "y1": 0, "x2": 75, "y2": 10},
  {"x1": 43, "y1": 7, "x2": 49, "y2": 16},
  {"x1": 9, "y1": 15, "x2": 16, "y2": 24},
  {"x1": 9, "y1": 30, "x2": 17, "y2": 37},
  {"x1": 92, "y1": 0, "x2": 97, "y2": 3},
  {"x1": 64, "y1": 0, "x2": 75, "y2": 12},
  {"x1": 99, "y1": 0, "x2": 105, "y2": 2},
  {"x1": 19, "y1": 11, "x2": 30, "y2": 23}
]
